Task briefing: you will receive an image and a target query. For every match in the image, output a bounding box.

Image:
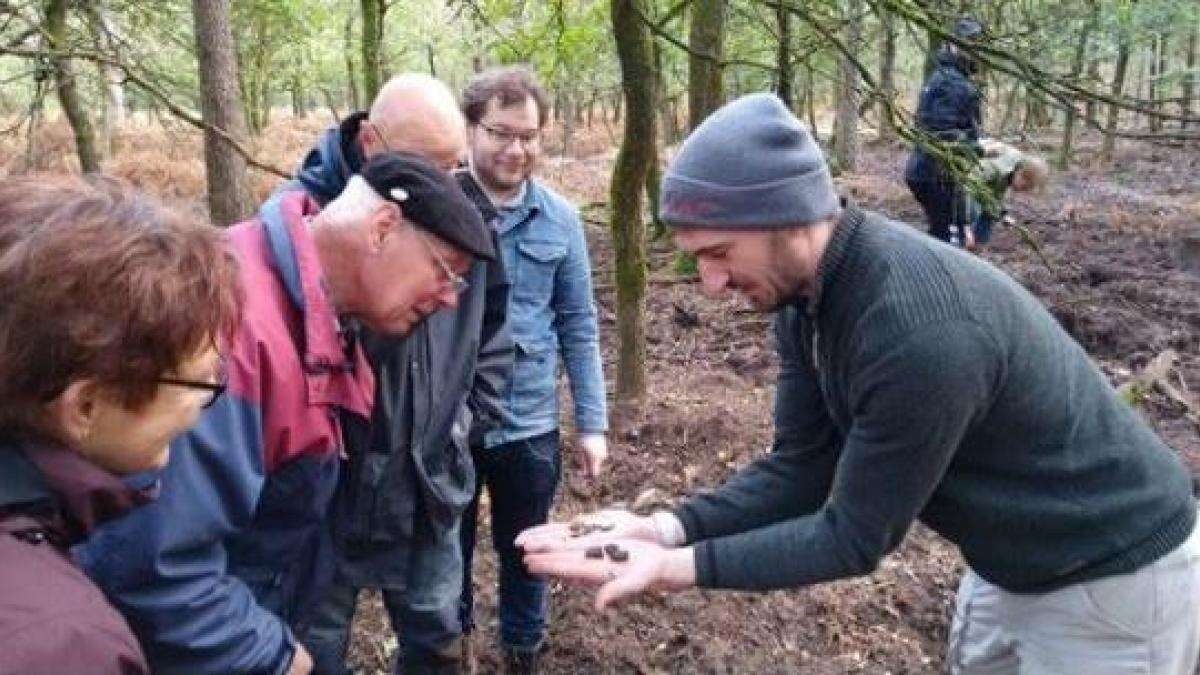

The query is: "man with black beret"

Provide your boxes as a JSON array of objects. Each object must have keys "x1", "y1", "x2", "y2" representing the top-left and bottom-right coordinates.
[
  {"x1": 78, "y1": 150, "x2": 498, "y2": 675},
  {"x1": 280, "y1": 74, "x2": 515, "y2": 675},
  {"x1": 519, "y1": 94, "x2": 1200, "y2": 674}
]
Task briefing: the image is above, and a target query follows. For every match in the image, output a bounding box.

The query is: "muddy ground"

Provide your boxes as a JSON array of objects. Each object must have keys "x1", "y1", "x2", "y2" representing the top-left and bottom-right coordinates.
[{"x1": 345, "y1": 132, "x2": 1200, "y2": 674}]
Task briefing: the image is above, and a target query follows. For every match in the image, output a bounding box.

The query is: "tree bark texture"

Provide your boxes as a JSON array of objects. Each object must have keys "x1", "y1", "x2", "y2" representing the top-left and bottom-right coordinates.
[
  {"x1": 832, "y1": 0, "x2": 863, "y2": 172},
  {"x1": 1059, "y1": 1, "x2": 1098, "y2": 169},
  {"x1": 1101, "y1": 24, "x2": 1133, "y2": 163},
  {"x1": 776, "y1": 3, "x2": 793, "y2": 107},
  {"x1": 609, "y1": 0, "x2": 656, "y2": 404},
  {"x1": 45, "y1": 0, "x2": 100, "y2": 173},
  {"x1": 344, "y1": 10, "x2": 360, "y2": 110},
  {"x1": 878, "y1": 4, "x2": 898, "y2": 143},
  {"x1": 1184, "y1": 24, "x2": 1197, "y2": 128},
  {"x1": 688, "y1": 0, "x2": 724, "y2": 131},
  {"x1": 361, "y1": 0, "x2": 384, "y2": 101},
  {"x1": 192, "y1": 0, "x2": 252, "y2": 226}
]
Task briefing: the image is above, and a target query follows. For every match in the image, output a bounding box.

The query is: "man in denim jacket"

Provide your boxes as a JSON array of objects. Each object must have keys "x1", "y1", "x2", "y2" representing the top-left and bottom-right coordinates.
[{"x1": 456, "y1": 66, "x2": 608, "y2": 673}]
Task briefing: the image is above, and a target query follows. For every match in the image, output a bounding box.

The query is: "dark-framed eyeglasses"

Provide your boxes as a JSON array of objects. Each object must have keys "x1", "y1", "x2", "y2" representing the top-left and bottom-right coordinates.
[
  {"x1": 416, "y1": 230, "x2": 469, "y2": 294},
  {"x1": 157, "y1": 357, "x2": 228, "y2": 409},
  {"x1": 478, "y1": 122, "x2": 540, "y2": 149}
]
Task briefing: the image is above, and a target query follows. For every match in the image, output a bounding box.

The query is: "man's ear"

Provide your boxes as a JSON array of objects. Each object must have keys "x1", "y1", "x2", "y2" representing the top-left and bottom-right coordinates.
[
  {"x1": 360, "y1": 121, "x2": 380, "y2": 156},
  {"x1": 369, "y1": 201, "x2": 405, "y2": 253},
  {"x1": 48, "y1": 379, "x2": 103, "y2": 446}
]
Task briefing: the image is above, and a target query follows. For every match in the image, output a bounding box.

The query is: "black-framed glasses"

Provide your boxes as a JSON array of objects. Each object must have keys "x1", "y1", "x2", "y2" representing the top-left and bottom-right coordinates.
[
  {"x1": 416, "y1": 230, "x2": 469, "y2": 294},
  {"x1": 157, "y1": 357, "x2": 228, "y2": 409},
  {"x1": 479, "y1": 122, "x2": 540, "y2": 149}
]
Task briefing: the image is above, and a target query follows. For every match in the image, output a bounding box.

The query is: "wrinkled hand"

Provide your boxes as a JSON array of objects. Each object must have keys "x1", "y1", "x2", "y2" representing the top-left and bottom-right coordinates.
[
  {"x1": 516, "y1": 509, "x2": 657, "y2": 554},
  {"x1": 576, "y1": 433, "x2": 608, "y2": 478},
  {"x1": 523, "y1": 538, "x2": 696, "y2": 610}
]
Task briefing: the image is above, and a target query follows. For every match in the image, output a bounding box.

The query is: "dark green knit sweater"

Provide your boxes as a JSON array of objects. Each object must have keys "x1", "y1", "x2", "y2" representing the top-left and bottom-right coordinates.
[{"x1": 675, "y1": 204, "x2": 1195, "y2": 593}]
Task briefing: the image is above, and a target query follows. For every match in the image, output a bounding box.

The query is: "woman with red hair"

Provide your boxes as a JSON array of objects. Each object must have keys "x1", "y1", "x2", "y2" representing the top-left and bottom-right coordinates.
[{"x1": 0, "y1": 176, "x2": 242, "y2": 674}]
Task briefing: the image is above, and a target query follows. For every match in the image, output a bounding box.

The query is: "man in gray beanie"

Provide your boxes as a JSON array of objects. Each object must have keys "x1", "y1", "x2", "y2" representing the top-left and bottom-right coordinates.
[{"x1": 517, "y1": 93, "x2": 1200, "y2": 674}]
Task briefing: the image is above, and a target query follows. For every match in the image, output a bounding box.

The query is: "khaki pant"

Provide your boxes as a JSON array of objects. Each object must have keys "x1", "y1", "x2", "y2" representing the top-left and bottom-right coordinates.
[{"x1": 948, "y1": 522, "x2": 1200, "y2": 675}]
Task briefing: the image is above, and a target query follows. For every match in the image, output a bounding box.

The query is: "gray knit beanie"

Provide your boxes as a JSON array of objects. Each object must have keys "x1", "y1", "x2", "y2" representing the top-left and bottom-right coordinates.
[{"x1": 660, "y1": 93, "x2": 839, "y2": 229}]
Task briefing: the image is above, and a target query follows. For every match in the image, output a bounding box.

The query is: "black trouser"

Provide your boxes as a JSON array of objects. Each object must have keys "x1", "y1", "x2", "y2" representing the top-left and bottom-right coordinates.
[{"x1": 905, "y1": 151, "x2": 972, "y2": 245}]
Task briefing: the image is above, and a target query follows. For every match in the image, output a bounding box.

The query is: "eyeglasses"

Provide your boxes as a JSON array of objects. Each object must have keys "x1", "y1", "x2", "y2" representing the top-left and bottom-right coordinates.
[
  {"x1": 157, "y1": 356, "x2": 228, "y2": 409},
  {"x1": 479, "y1": 122, "x2": 540, "y2": 150},
  {"x1": 416, "y1": 231, "x2": 469, "y2": 294}
]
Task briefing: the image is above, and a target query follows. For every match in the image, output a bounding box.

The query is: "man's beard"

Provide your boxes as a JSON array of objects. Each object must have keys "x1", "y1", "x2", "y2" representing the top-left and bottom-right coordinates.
[
  {"x1": 478, "y1": 157, "x2": 530, "y2": 193},
  {"x1": 758, "y1": 235, "x2": 808, "y2": 311}
]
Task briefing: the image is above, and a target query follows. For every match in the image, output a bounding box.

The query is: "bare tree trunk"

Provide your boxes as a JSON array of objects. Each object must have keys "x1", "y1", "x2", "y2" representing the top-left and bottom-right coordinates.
[
  {"x1": 652, "y1": 38, "x2": 673, "y2": 144},
  {"x1": 1085, "y1": 56, "x2": 1101, "y2": 123},
  {"x1": 775, "y1": 3, "x2": 793, "y2": 108},
  {"x1": 877, "y1": 4, "x2": 898, "y2": 143},
  {"x1": 1149, "y1": 34, "x2": 1165, "y2": 133},
  {"x1": 804, "y1": 61, "x2": 818, "y2": 136},
  {"x1": 1101, "y1": 26, "x2": 1133, "y2": 163},
  {"x1": 999, "y1": 80, "x2": 1021, "y2": 133},
  {"x1": 361, "y1": 0, "x2": 384, "y2": 101},
  {"x1": 559, "y1": 89, "x2": 574, "y2": 156},
  {"x1": 45, "y1": 0, "x2": 100, "y2": 173},
  {"x1": 610, "y1": 0, "x2": 656, "y2": 407},
  {"x1": 344, "y1": 10, "x2": 360, "y2": 110},
  {"x1": 831, "y1": 0, "x2": 863, "y2": 172},
  {"x1": 291, "y1": 74, "x2": 306, "y2": 118},
  {"x1": 1185, "y1": 24, "x2": 1197, "y2": 128},
  {"x1": 259, "y1": 66, "x2": 272, "y2": 128},
  {"x1": 1059, "y1": 0, "x2": 1098, "y2": 169},
  {"x1": 688, "y1": 0, "x2": 724, "y2": 130},
  {"x1": 192, "y1": 0, "x2": 252, "y2": 226},
  {"x1": 85, "y1": 1, "x2": 124, "y2": 157}
]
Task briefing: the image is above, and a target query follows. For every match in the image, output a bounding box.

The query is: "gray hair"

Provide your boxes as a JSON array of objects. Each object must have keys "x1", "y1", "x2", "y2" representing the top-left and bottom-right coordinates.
[{"x1": 321, "y1": 175, "x2": 388, "y2": 228}]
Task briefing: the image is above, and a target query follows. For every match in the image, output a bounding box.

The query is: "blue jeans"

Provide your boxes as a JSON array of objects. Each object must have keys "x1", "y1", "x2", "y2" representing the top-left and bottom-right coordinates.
[
  {"x1": 303, "y1": 518, "x2": 464, "y2": 674},
  {"x1": 460, "y1": 430, "x2": 561, "y2": 652}
]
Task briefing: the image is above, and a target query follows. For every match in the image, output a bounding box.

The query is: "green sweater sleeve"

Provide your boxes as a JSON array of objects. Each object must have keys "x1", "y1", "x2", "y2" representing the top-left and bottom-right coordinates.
[
  {"x1": 692, "y1": 319, "x2": 1000, "y2": 590},
  {"x1": 674, "y1": 311, "x2": 840, "y2": 542}
]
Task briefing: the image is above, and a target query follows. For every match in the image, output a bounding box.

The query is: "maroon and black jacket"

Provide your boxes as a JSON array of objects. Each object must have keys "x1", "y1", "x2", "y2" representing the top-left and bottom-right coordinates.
[{"x1": 0, "y1": 440, "x2": 151, "y2": 675}]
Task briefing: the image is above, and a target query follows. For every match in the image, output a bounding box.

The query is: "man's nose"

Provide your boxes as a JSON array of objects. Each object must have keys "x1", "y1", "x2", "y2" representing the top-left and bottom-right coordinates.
[{"x1": 698, "y1": 263, "x2": 730, "y2": 297}]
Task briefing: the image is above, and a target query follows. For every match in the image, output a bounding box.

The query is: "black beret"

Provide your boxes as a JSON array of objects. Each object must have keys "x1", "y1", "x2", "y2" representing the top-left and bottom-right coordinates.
[{"x1": 361, "y1": 151, "x2": 496, "y2": 262}]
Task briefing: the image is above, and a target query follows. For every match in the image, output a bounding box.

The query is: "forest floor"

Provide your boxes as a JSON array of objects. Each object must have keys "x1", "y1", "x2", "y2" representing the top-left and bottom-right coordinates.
[
  {"x1": 4, "y1": 116, "x2": 1197, "y2": 674},
  {"x1": 345, "y1": 130, "x2": 1200, "y2": 675}
]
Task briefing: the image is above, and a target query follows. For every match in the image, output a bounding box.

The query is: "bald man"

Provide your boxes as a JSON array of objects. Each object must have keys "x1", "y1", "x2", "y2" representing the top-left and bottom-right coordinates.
[
  {"x1": 275, "y1": 74, "x2": 513, "y2": 675},
  {"x1": 289, "y1": 73, "x2": 467, "y2": 200}
]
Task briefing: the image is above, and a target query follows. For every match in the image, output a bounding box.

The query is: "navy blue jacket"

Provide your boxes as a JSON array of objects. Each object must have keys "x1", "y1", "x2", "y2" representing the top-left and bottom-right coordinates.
[{"x1": 905, "y1": 47, "x2": 982, "y2": 184}]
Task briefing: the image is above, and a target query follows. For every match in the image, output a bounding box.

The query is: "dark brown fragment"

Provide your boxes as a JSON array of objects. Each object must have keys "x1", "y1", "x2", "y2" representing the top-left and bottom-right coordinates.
[
  {"x1": 604, "y1": 544, "x2": 629, "y2": 562},
  {"x1": 585, "y1": 546, "x2": 604, "y2": 559}
]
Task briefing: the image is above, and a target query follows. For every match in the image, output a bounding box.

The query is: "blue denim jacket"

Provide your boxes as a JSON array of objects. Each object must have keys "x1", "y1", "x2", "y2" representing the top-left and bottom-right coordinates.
[{"x1": 484, "y1": 178, "x2": 607, "y2": 447}]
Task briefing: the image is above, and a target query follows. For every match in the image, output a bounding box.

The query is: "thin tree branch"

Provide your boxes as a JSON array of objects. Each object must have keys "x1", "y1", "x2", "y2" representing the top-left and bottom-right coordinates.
[
  {"x1": 631, "y1": 0, "x2": 776, "y2": 72},
  {"x1": 0, "y1": 43, "x2": 292, "y2": 177}
]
